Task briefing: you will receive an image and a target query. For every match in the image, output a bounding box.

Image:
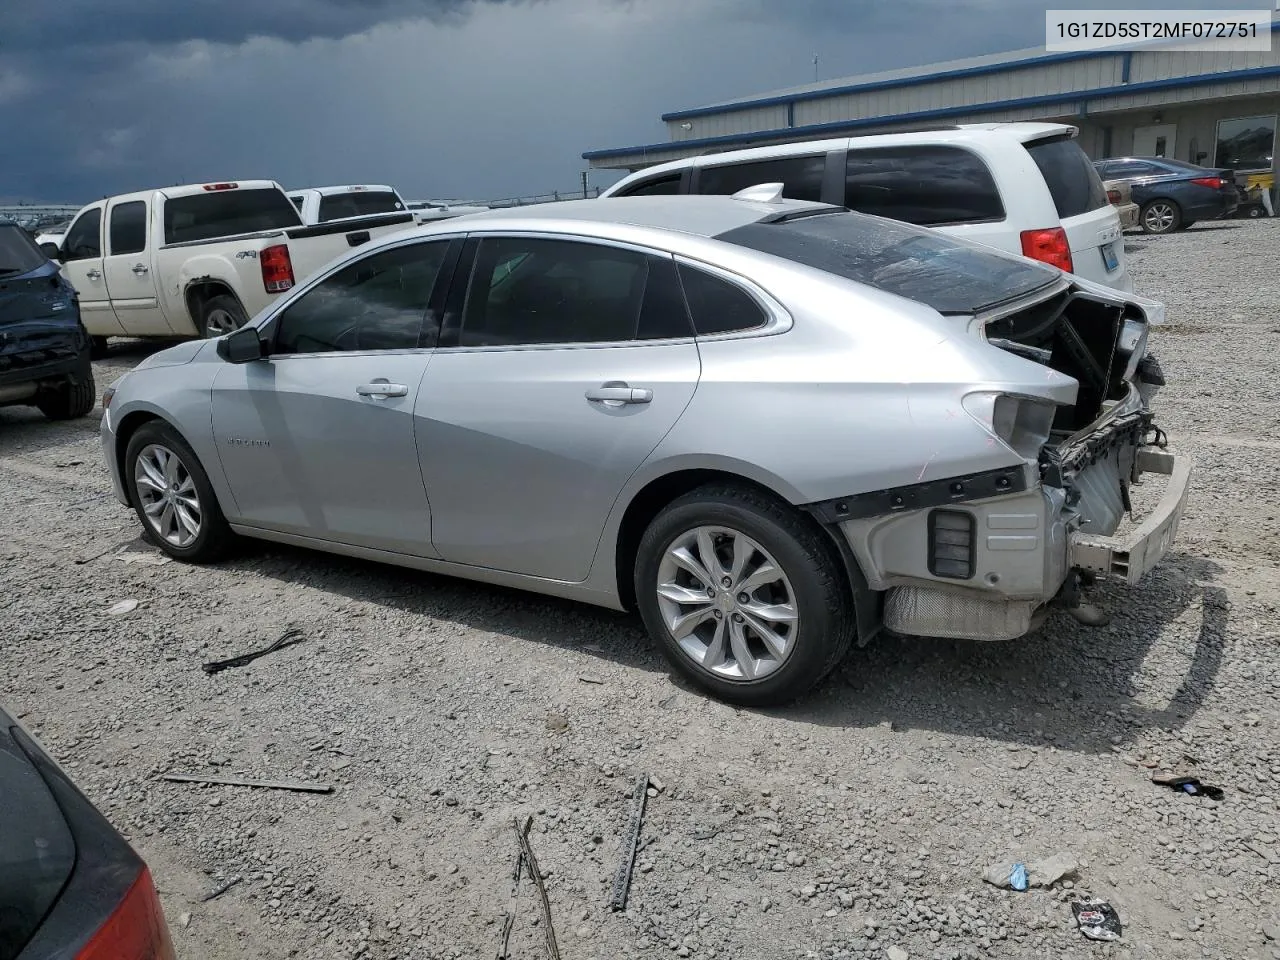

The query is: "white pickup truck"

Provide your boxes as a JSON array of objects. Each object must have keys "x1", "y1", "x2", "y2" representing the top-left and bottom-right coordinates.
[
  {"x1": 286, "y1": 184, "x2": 410, "y2": 225},
  {"x1": 46, "y1": 180, "x2": 415, "y2": 351}
]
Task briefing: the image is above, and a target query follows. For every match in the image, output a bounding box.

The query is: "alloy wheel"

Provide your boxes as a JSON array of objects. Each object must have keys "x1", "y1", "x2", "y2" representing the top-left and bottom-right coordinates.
[
  {"x1": 133, "y1": 444, "x2": 202, "y2": 548},
  {"x1": 203, "y1": 307, "x2": 241, "y2": 336},
  {"x1": 655, "y1": 525, "x2": 800, "y2": 681},
  {"x1": 1144, "y1": 202, "x2": 1176, "y2": 233}
]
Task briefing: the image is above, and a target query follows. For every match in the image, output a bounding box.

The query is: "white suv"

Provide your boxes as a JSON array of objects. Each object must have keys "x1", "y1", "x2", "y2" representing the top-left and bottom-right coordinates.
[{"x1": 600, "y1": 123, "x2": 1130, "y2": 292}]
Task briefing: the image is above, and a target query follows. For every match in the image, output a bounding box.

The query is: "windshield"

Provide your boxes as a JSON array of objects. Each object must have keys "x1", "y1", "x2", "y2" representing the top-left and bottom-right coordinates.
[
  {"x1": 716, "y1": 211, "x2": 1059, "y2": 315},
  {"x1": 0, "y1": 224, "x2": 49, "y2": 277},
  {"x1": 317, "y1": 191, "x2": 404, "y2": 222},
  {"x1": 163, "y1": 188, "x2": 302, "y2": 245}
]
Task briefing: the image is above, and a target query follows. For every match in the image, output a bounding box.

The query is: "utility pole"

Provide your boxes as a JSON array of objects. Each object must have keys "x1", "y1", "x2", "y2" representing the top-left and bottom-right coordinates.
[
  {"x1": 581, "y1": 170, "x2": 589, "y2": 199},
  {"x1": 813, "y1": 54, "x2": 819, "y2": 83}
]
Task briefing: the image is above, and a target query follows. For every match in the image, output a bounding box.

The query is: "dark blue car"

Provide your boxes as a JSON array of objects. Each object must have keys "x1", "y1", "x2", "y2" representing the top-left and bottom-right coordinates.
[
  {"x1": 0, "y1": 221, "x2": 95, "y2": 420},
  {"x1": 1094, "y1": 157, "x2": 1240, "y2": 234}
]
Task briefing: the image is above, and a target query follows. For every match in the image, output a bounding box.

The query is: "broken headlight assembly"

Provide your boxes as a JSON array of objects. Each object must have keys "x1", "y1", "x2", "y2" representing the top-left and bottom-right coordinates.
[{"x1": 963, "y1": 392, "x2": 1058, "y2": 461}]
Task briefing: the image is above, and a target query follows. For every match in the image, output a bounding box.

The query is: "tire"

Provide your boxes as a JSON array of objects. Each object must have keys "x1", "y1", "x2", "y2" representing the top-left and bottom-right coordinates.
[
  {"x1": 89, "y1": 336, "x2": 110, "y2": 360},
  {"x1": 35, "y1": 371, "x2": 95, "y2": 420},
  {"x1": 1247, "y1": 205, "x2": 1263, "y2": 219},
  {"x1": 634, "y1": 483, "x2": 855, "y2": 707},
  {"x1": 200, "y1": 294, "x2": 249, "y2": 338},
  {"x1": 124, "y1": 421, "x2": 235, "y2": 562},
  {"x1": 1140, "y1": 199, "x2": 1181, "y2": 234}
]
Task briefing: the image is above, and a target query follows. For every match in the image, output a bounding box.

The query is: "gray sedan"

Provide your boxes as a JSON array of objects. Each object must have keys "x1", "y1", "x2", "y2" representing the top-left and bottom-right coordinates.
[{"x1": 99, "y1": 191, "x2": 1191, "y2": 705}]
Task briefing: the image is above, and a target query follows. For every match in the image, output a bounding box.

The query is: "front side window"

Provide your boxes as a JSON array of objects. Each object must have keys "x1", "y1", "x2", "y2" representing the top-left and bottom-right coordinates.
[
  {"x1": 1215, "y1": 115, "x2": 1277, "y2": 170},
  {"x1": 844, "y1": 146, "x2": 1004, "y2": 225},
  {"x1": 458, "y1": 237, "x2": 691, "y2": 347},
  {"x1": 109, "y1": 201, "x2": 147, "y2": 256},
  {"x1": 273, "y1": 241, "x2": 448, "y2": 355},
  {"x1": 697, "y1": 155, "x2": 826, "y2": 203},
  {"x1": 61, "y1": 208, "x2": 103, "y2": 262},
  {"x1": 619, "y1": 174, "x2": 682, "y2": 197}
]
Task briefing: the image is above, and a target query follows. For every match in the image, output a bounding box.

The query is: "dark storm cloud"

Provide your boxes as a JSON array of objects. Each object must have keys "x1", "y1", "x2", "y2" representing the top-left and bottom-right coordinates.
[{"x1": 0, "y1": 0, "x2": 529, "y2": 52}]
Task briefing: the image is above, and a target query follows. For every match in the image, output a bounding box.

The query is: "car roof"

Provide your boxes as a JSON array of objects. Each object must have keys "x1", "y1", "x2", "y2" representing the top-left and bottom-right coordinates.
[
  {"x1": 608, "y1": 122, "x2": 1076, "y2": 186},
  {"x1": 293, "y1": 184, "x2": 398, "y2": 196},
  {"x1": 437, "y1": 194, "x2": 838, "y2": 238}
]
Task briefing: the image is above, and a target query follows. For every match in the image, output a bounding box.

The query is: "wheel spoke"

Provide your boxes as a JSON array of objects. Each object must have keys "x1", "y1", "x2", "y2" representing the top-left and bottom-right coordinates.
[
  {"x1": 695, "y1": 528, "x2": 725, "y2": 581},
  {"x1": 742, "y1": 611, "x2": 790, "y2": 660},
  {"x1": 669, "y1": 545, "x2": 714, "y2": 590},
  {"x1": 657, "y1": 582, "x2": 712, "y2": 606},
  {"x1": 163, "y1": 449, "x2": 180, "y2": 484},
  {"x1": 670, "y1": 605, "x2": 714, "y2": 640},
  {"x1": 143, "y1": 498, "x2": 166, "y2": 517},
  {"x1": 177, "y1": 475, "x2": 196, "y2": 496},
  {"x1": 159, "y1": 502, "x2": 176, "y2": 538},
  {"x1": 702, "y1": 617, "x2": 729, "y2": 671},
  {"x1": 176, "y1": 494, "x2": 201, "y2": 512},
  {"x1": 174, "y1": 502, "x2": 200, "y2": 537},
  {"x1": 727, "y1": 533, "x2": 753, "y2": 588},
  {"x1": 737, "y1": 561, "x2": 780, "y2": 594},
  {"x1": 138, "y1": 457, "x2": 165, "y2": 491},
  {"x1": 728, "y1": 619, "x2": 756, "y2": 680},
  {"x1": 741, "y1": 600, "x2": 797, "y2": 625}
]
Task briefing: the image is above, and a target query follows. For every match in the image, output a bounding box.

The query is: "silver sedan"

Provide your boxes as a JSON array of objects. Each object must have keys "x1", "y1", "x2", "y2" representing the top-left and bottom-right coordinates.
[{"x1": 100, "y1": 190, "x2": 1191, "y2": 705}]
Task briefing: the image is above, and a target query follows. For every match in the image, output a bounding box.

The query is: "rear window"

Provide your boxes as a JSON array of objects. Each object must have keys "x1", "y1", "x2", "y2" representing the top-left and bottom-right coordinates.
[
  {"x1": 163, "y1": 188, "x2": 302, "y2": 245},
  {"x1": 317, "y1": 191, "x2": 405, "y2": 222},
  {"x1": 0, "y1": 224, "x2": 48, "y2": 277},
  {"x1": 844, "y1": 146, "x2": 1004, "y2": 225},
  {"x1": 717, "y1": 211, "x2": 1058, "y2": 316},
  {"x1": 1025, "y1": 137, "x2": 1109, "y2": 219},
  {"x1": 697, "y1": 155, "x2": 826, "y2": 203}
]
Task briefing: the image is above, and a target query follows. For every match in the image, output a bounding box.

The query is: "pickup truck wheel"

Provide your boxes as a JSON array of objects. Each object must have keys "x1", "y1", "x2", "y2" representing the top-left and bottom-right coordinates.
[
  {"x1": 201, "y1": 295, "x2": 248, "y2": 338},
  {"x1": 634, "y1": 484, "x2": 855, "y2": 707},
  {"x1": 125, "y1": 421, "x2": 235, "y2": 561},
  {"x1": 35, "y1": 372, "x2": 96, "y2": 420},
  {"x1": 89, "y1": 336, "x2": 110, "y2": 360}
]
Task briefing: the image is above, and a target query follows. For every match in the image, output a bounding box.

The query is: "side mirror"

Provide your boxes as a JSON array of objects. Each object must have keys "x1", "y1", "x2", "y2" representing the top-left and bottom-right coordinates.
[
  {"x1": 216, "y1": 326, "x2": 265, "y2": 363},
  {"x1": 39, "y1": 242, "x2": 62, "y2": 260}
]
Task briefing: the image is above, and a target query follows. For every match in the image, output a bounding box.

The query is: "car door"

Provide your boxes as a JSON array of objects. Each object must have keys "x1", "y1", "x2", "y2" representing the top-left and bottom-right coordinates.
[
  {"x1": 58, "y1": 204, "x2": 123, "y2": 336},
  {"x1": 102, "y1": 198, "x2": 170, "y2": 336},
  {"x1": 416, "y1": 234, "x2": 700, "y2": 582},
  {"x1": 210, "y1": 238, "x2": 455, "y2": 555}
]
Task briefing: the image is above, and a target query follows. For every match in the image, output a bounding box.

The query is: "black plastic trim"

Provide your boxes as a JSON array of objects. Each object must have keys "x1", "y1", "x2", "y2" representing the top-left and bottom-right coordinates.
[{"x1": 804, "y1": 465, "x2": 1028, "y2": 524}]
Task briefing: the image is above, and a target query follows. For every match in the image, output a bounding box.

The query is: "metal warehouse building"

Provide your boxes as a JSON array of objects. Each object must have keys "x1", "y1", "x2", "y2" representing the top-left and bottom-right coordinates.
[{"x1": 584, "y1": 23, "x2": 1280, "y2": 182}]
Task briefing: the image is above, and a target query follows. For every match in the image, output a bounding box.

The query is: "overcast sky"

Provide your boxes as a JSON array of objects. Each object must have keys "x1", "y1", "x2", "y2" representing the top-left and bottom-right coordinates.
[{"x1": 0, "y1": 0, "x2": 1257, "y2": 204}]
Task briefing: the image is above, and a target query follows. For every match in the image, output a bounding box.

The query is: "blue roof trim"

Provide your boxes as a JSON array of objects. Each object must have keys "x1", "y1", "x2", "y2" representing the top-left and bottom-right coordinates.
[
  {"x1": 584, "y1": 64, "x2": 1280, "y2": 161},
  {"x1": 659, "y1": 20, "x2": 1280, "y2": 122}
]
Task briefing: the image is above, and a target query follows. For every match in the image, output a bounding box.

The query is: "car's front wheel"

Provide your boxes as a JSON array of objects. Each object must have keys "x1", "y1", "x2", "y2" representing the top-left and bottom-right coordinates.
[
  {"x1": 635, "y1": 484, "x2": 854, "y2": 706},
  {"x1": 35, "y1": 372, "x2": 95, "y2": 420},
  {"x1": 125, "y1": 421, "x2": 235, "y2": 561},
  {"x1": 1140, "y1": 199, "x2": 1181, "y2": 234}
]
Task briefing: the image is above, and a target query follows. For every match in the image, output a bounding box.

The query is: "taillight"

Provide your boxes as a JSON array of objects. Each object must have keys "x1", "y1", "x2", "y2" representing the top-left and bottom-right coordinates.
[
  {"x1": 1106, "y1": 188, "x2": 1122, "y2": 204},
  {"x1": 1020, "y1": 227, "x2": 1073, "y2": 273},
  {"x1": 1190, "y1": 176, "x2": 1224, "y2": 188},
  {"x1": 202, "y1": 182, "x2": 239, "y2": 191},
  {"x1": 76, "y1": 867, "x2": 175, "y2": 960},
  {"x1": 260, "y1": 243, "x2": 295, "y2": 293}
]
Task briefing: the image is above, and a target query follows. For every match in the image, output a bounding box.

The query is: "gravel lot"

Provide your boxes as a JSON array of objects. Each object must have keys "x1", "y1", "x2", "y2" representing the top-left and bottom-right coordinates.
[{"x1": 2, "y1": 219, "x2": 1279, "y2": 960}]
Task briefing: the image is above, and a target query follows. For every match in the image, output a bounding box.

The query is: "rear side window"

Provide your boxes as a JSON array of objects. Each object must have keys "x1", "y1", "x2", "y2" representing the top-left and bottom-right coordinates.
[
  {"x1": 677, "y1": 264, "x2": 768, "y2": 335},
  {"x1": 163, "y1": 188, "x2": 302, "y2": 245},
  {"x1": 618, "y1": 174, "x2": 682, "y2": 197},
  {"x1": 317, "y1": 191, "x2": 405, "y2": 222},
  {"x1": 0, "y1": 224, "x2": 48, "y2": 277},
  {"x1": 109, "y1": 201, "x2": 147, "y2": 256},
  {"x1": 62, "y1": 208, "x2": 103, "y2": 261},
  {"x1": 697, "y1": 155, "x2": 826, "y2": 203},
  {"x1": 1025, "y1": 137, "x2": 1108, "y2": 218},
  {"x1": 844, "y1": 146, "x2": 1004, "y2": 225}
]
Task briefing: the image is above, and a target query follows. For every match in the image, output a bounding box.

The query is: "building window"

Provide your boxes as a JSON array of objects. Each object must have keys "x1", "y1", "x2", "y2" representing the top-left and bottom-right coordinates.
[{"x1": 1215, "y1": 115, "x2": 1277, "y2": 171}]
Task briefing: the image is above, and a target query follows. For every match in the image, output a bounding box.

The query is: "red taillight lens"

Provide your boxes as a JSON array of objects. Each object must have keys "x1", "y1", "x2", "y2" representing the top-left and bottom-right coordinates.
[
  {"x1": 202, "y1": 182, "x2": 239, "y2": 191},
  {"x1": 260, "y1": 243, "x2": 295, "y2": 293},
  {"x1": 1019, "y1": 227, "x2": 1074, "y2": 273},
  {"x1": 1106, "y1": 188, "x2": 1122, "y2": 204},
  {"x1": 1190, "y1": 176, "x2": 1223, "y2": 188},
  {"x1": 76, "y1": 867, "x2": 175, "y2": 960}
]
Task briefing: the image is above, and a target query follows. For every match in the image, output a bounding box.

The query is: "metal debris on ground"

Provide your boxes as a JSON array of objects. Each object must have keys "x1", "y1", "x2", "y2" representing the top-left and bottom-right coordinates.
[
  {"x1": 610, "y1": 773, "x2": 648, "y2": 912},
  {"x1": 160, "y1": 772, "x2": 334, "y2": 794},
  {"x1": 496, "y1": 824, "x2": 527, "y2": 960},
  {"x1": 201, "y1": 627, "x2": 305, "y2": 674},
  {"x1": 1072, "y1": 898, "x2": 1122, "y2": 941},
  {"x1": 200, "y1": 877, "x2": 242, "y2": 902},
  {"x1": 513, "y1": 816, "x2": 561, "y2": 960},
  {"x1": 577, "y1": 675, "x2": 604, "y2": 685},
  {"x1": 1151, "y1": 773, "x2": 1224, "y2": 801}
]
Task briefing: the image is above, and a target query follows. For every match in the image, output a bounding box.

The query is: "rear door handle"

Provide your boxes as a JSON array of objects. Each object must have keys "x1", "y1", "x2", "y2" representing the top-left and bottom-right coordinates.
[
  {"x1": 356, "y1": 380, "x2": 409, "y2": 399},
  {"x1": 585, "y1": 383, "x2": 652, "y2": 405},
  {"x1": 132, "y1": 263, "x2": 149, "y2": 276},
  {"x1": 85, "y1": 269, "x2": 102, "y2": 280}
]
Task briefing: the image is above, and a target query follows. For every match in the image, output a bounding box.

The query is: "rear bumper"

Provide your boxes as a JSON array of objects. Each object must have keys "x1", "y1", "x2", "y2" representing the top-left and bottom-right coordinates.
[{"x1": 0, "y1": 348, "x2": 89, "y2": 393}]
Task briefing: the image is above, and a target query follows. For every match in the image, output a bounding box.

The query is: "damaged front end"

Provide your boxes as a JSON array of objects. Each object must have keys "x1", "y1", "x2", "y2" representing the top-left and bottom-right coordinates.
[{"x1": 818, "y1": 278, "x2": 1191, "y2": 642}]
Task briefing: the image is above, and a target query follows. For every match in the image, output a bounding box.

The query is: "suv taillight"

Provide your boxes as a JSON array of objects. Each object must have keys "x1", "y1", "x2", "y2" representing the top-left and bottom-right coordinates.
[
  {"x1": 261, "y1": 243, "x2": 295, "y2": 293},
  {"x1": 1190, "y1": 176, "x2": 1224, "y2": 188},
  {"x1": 1020, "y1": 227, "x2": 1073, "y2": 273},
  {"x1": 1106, "y1": 188, "x2": 1122, "y2": 204},
  {"x1": 75, "y1": 867, "x2": 175, "y2": 960}
]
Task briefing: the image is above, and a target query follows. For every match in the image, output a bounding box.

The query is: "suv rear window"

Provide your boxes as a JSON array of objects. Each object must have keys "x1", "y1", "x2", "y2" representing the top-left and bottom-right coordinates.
[
  {"x1": 717, "y1": 211, "x2": 1058, "y2": 315},
  {"x1": 0, "y1": 224, "x2": 49, "y2": 277},
  {"x1": 1025, "y1": 137, "x2": 1108, "y2": 219},
  {"x1": 163, "y1": 188, "x2": 302, "y2": 245},
  {"x1": 317, "y1": 191, "x2": 405, "y2": 222},
  {"x1": 697, "y1": 155, "x2": 826, "y2": 203},
  {"x1": 844, "y1": 146, "x2": 1004, "y2": 225}
]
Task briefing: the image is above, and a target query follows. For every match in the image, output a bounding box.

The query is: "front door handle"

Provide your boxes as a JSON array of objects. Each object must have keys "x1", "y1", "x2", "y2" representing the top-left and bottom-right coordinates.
[
  {"x1": 356, "y1": 380, "x2": 409, "y2": 399},
  {"x1": 85, "y1": 269, "x2": 102, "y2": 280},
  {"x1": 132, "y1": 263, "x2": 149, "y2": 276},
  {"x1": 585, "y1": 383, "x2": 653, "y2": 405}
]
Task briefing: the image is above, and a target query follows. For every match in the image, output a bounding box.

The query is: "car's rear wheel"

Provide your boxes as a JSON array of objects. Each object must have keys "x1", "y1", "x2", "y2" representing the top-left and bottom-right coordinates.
[
  {"x1": 634, "y1": 484, "x2": 854, "y2": 706},
  {"x1": 35, "y1": 372, "x2": 95, "y2": 420},
  {"x1": 200, "y1": 294, "x2": 248, "y2": 338},
  {"x1": 1140, "y1": 199, "x2": 1181, "y2": 234},
  {"x1": 125, "y1": 421, "x2": 235, "y2": 561}
]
